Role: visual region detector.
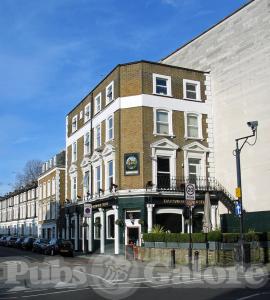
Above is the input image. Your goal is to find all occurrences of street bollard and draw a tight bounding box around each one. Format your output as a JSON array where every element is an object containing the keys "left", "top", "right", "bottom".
[
  {"left": 194, "top": 251, "right": 199, "bottom": 272},
  {"left": 171, "top": 248, "right": 176, "bottom": 269}
]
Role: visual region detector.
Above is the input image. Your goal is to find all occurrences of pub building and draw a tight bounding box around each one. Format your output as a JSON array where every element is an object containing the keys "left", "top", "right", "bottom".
[{"left": 61, "top": 60, "right": 235, "bottom": 254}]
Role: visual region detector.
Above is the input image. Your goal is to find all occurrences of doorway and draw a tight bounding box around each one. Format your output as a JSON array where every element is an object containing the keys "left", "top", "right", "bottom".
[{"left": 127, "top": 227, "right": 139, "bottom": 245}]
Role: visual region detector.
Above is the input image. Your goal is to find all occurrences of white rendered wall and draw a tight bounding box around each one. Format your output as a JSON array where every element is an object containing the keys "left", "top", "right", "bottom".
[{"left": 162, "top": 0, "right": 270, "bottom": 212}]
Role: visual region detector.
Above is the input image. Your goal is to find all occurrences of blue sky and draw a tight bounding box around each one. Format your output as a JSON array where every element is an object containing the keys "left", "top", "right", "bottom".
[{"left": 0, "top": 0, "right": 248, "bottom": 195}]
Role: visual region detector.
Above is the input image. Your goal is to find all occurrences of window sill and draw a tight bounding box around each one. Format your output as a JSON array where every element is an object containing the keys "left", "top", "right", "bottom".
[
  {"left": 105, "top": 99, "right": 114, "bottom": 106},
  {"left": 152, "top": 93, "right": 172, "bottom": 98},
  {"left": 183, "top": 97, "right": 202, "bottom": 102},
  {"left": 184, "top": 137, "right": 204, "bottom": 141},
  {"left": 153, "top": 132, "right": 175, "bottom": 138}
]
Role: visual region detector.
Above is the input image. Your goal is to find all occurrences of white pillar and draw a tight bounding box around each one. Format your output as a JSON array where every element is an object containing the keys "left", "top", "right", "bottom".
[
  {"left": 211, "top": 206, "right": 217, "bottom": 229},
  {"left": 74, "top": 213, "right": 78, "bottom": 251},
  {"left": 113, "top": 205, "right": 119, "bottom": 255},
  {"left": 65, "top": 214, "right": 69, "bottom": 240},
  {"left": 182, "top": 213, "right": 185, "bottom": 233},
  {"left": 99, "top": 208, "right": 105, "bottom": 254},
  {"left": 147, "top": 204, "right": 155, "bottom": 233},
  {"left": 82, "top": 217, "right": 85, "bottom": 252},
  {"left": 88, "top": 217, "right": 92, "bottom": 252}
]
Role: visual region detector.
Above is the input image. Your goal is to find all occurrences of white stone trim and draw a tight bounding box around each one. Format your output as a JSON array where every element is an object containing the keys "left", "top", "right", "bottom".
[{"left": 66, "top": 94, "right": 211, "bottom": 147}]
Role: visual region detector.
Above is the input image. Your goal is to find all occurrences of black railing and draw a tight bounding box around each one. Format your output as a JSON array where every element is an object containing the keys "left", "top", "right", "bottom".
[{"left": 155, "top": 175, "right": 237, "bottom": 213}]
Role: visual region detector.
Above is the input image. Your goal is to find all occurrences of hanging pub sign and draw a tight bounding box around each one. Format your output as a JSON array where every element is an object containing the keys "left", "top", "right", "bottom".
[
  {"left": 84, "top": 203, "right": 92, "bottom": 218},
  {"left": 124, "top": 153, "right": 140, "bottom": 175}
]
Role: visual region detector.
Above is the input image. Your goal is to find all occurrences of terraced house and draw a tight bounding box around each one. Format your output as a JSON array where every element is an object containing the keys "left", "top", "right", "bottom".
[
  {"left": 38, "top": 151, "right": 65, "bottom": 240},
  {"left": 63, "top": 60, "right": 236, "bottom": 254},
  {"left": 0, "top": 182, "right": 38, "bottom": 237}
]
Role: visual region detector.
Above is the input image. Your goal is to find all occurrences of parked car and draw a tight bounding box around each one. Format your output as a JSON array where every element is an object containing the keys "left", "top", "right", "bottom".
[
  {"left": 14, "top": 237, "right": 25, "bottom": 249},
  {"left": 0, "top": 236, "right": 7, "bottom": 246},
  {"left": 21, "top": 237, "right": 35, "bottom": 250},
  {"left": 45, "top": 239, "right": 74, "bottom": 256},
  {"left": 32, "top": 239, "right": 49, "bottom": 254},
  {"left": 7, "top": 236, "right": 18, "bottom": 247}
]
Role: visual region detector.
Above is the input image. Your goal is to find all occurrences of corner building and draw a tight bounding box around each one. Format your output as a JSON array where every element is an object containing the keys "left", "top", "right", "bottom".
[{"left": 63, "top": 60, "right": 235, "bottom": 254}]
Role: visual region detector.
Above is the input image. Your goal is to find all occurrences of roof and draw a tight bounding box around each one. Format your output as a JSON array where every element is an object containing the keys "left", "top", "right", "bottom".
[
  {"left": 0, "top": 181, "right": 38, "bottom": 200},
  {"left": 161, "top": 0, "right": 256, "bottom": 61},
  {"left": 66, "top": 60, "right": 208, "bottom": 116}
]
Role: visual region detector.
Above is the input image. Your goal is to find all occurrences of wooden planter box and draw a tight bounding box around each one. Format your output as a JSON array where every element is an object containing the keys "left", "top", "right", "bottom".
[
  {"left": 178, "top": 243, "right": 190, "bottom": 249},
  {"left": 193, "top": 243, "right": 207, "bottom": 250},
  {"left": 155, "top": 242, "right": 167, "bottom": 248},
  {"left": 166, "top": 242, "right": 179, "bottom": 249},
  {"left": 208, "top": 241, "right": 220, "bottom": 250},
  {"left": 144, "top": 242, "right": 155, "bottom": 248},
  {"left": 220, "top": 243, "right": 235, "bottom": 250}
]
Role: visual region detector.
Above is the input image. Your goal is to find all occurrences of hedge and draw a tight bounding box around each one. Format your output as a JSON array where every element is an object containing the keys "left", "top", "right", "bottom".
[{"left": 143, "top": 231, "right": 270, "bottom": 243}]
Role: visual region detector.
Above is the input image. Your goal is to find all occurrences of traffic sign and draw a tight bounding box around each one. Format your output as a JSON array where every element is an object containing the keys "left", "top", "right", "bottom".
[
  {"left": 84, "top": 203, "right": 92, "bottom": 218},
  {"left": 235, "top": 201, "right": 241, "bottom": 216},
  {"left": 185, "top": 183, "right": 196, "bottom": 201},
  {"left": 235, "top": 187, "right": 241, "bottom": 198}
]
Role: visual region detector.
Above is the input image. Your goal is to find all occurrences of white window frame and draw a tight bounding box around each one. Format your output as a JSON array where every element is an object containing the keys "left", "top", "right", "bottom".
[
  {"left": 72, "top": 115, "right": 78, "bottom": 133},
  {"left": 94, "top": 93, "right": 102, "bottom": 114},
  {"left": 51, "top": 178, "right": 56, "bottom": 195},
  {"left": 184, "top": 112, "right": 203, "bottom": 140},
  {"left": 152, "top": 73, "right": 172, "bottom": 97},
  {"left": 106, "top": 81, "right": 114, "bottom": 104},
  {"left": 84, "top": 132, "right": 91, "bottom": 155},
  {"left": 72, "top": 141, "right": 77, "bottom": 162},
  {"left": 184, "top": 152, "right": 207, "bottom": 179},
  {"left": 83, "top": 170, "right": 90, "bottom": 197},
  {"left": 183, "top": 79, "right": 201, "bottom": 101},
  {"left": 153, "top": 108, "right": 173, "bottom": 137},
  {"left": 43, "top": 183, "right": 46, "bottom": 199},
  {"left": 94, "top": 124, "right": 101, "bottom": 149},
  {"left": 79, "top": 111, "right": 83, "bottom": 120},
  {"left": 95, "top": 164, "right": 102, "bottom": 195},
  {"left": 106, "top": 115, "right": 114, "bottom": 141},
  {"left": 71, "top": 175, "right": 77, "bottom": 202},
  {"left": 106, "top": 210, "right": 115, "bottom": 240},
  {"left": 84, "top": 103, "right": 91, "bottom": 123},
  {"left": 47, "top": 180, "right": 51, "bottom": 197}
]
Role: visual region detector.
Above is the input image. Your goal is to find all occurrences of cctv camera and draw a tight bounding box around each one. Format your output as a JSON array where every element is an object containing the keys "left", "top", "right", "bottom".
[{"left": 247, "top": 121, "right": 258, "bottom": 131}]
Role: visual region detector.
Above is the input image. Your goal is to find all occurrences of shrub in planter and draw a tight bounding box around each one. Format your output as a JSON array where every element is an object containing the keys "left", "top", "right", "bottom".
[
  {"left": 244, "top": 232, "right": 260, "bottom": 242},
  {"left": 192, "top": 233, "right": 205, "bottom": 243},
  {"left": 143, "top": 233, "right": 154, "bottom": 242},
  {"left": 208, "top": 230, "right": 222, "bottom": 242},
  {"left": 153, "top": 233, "right": 166, "bottom": 242},
  {"left": 176, "top": 233, "right": 190, "bottom": 243},
  {"left": 222, "top": 233, "right": 239, "bottom": 243}
]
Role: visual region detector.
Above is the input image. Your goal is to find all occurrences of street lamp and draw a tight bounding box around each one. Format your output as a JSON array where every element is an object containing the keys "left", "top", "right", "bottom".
[{"left": 234, "top": 121, "right": 258, "bottom": 267}]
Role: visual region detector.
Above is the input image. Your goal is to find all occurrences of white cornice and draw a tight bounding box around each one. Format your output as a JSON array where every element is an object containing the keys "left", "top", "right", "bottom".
[{"left": 66, "top": 94, "right": 211, "bottom": 147}]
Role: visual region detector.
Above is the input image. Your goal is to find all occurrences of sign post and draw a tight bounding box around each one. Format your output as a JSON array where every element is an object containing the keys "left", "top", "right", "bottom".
[
  {"left": 185, "top": 183, "right": 196, "bottom": 271},
  {"left": 84, "top": 203, "right": 92, "bottom": 218}
]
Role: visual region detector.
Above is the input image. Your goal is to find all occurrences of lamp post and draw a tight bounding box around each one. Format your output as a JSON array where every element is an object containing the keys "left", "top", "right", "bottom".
[{"left": 234, "top": 121, "right": 258, "bottom": 267}]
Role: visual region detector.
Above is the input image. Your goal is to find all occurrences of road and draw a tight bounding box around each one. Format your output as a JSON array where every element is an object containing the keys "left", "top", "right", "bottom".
[{"left": 0, "top": 246, "right": 270, "bottom": 300}]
